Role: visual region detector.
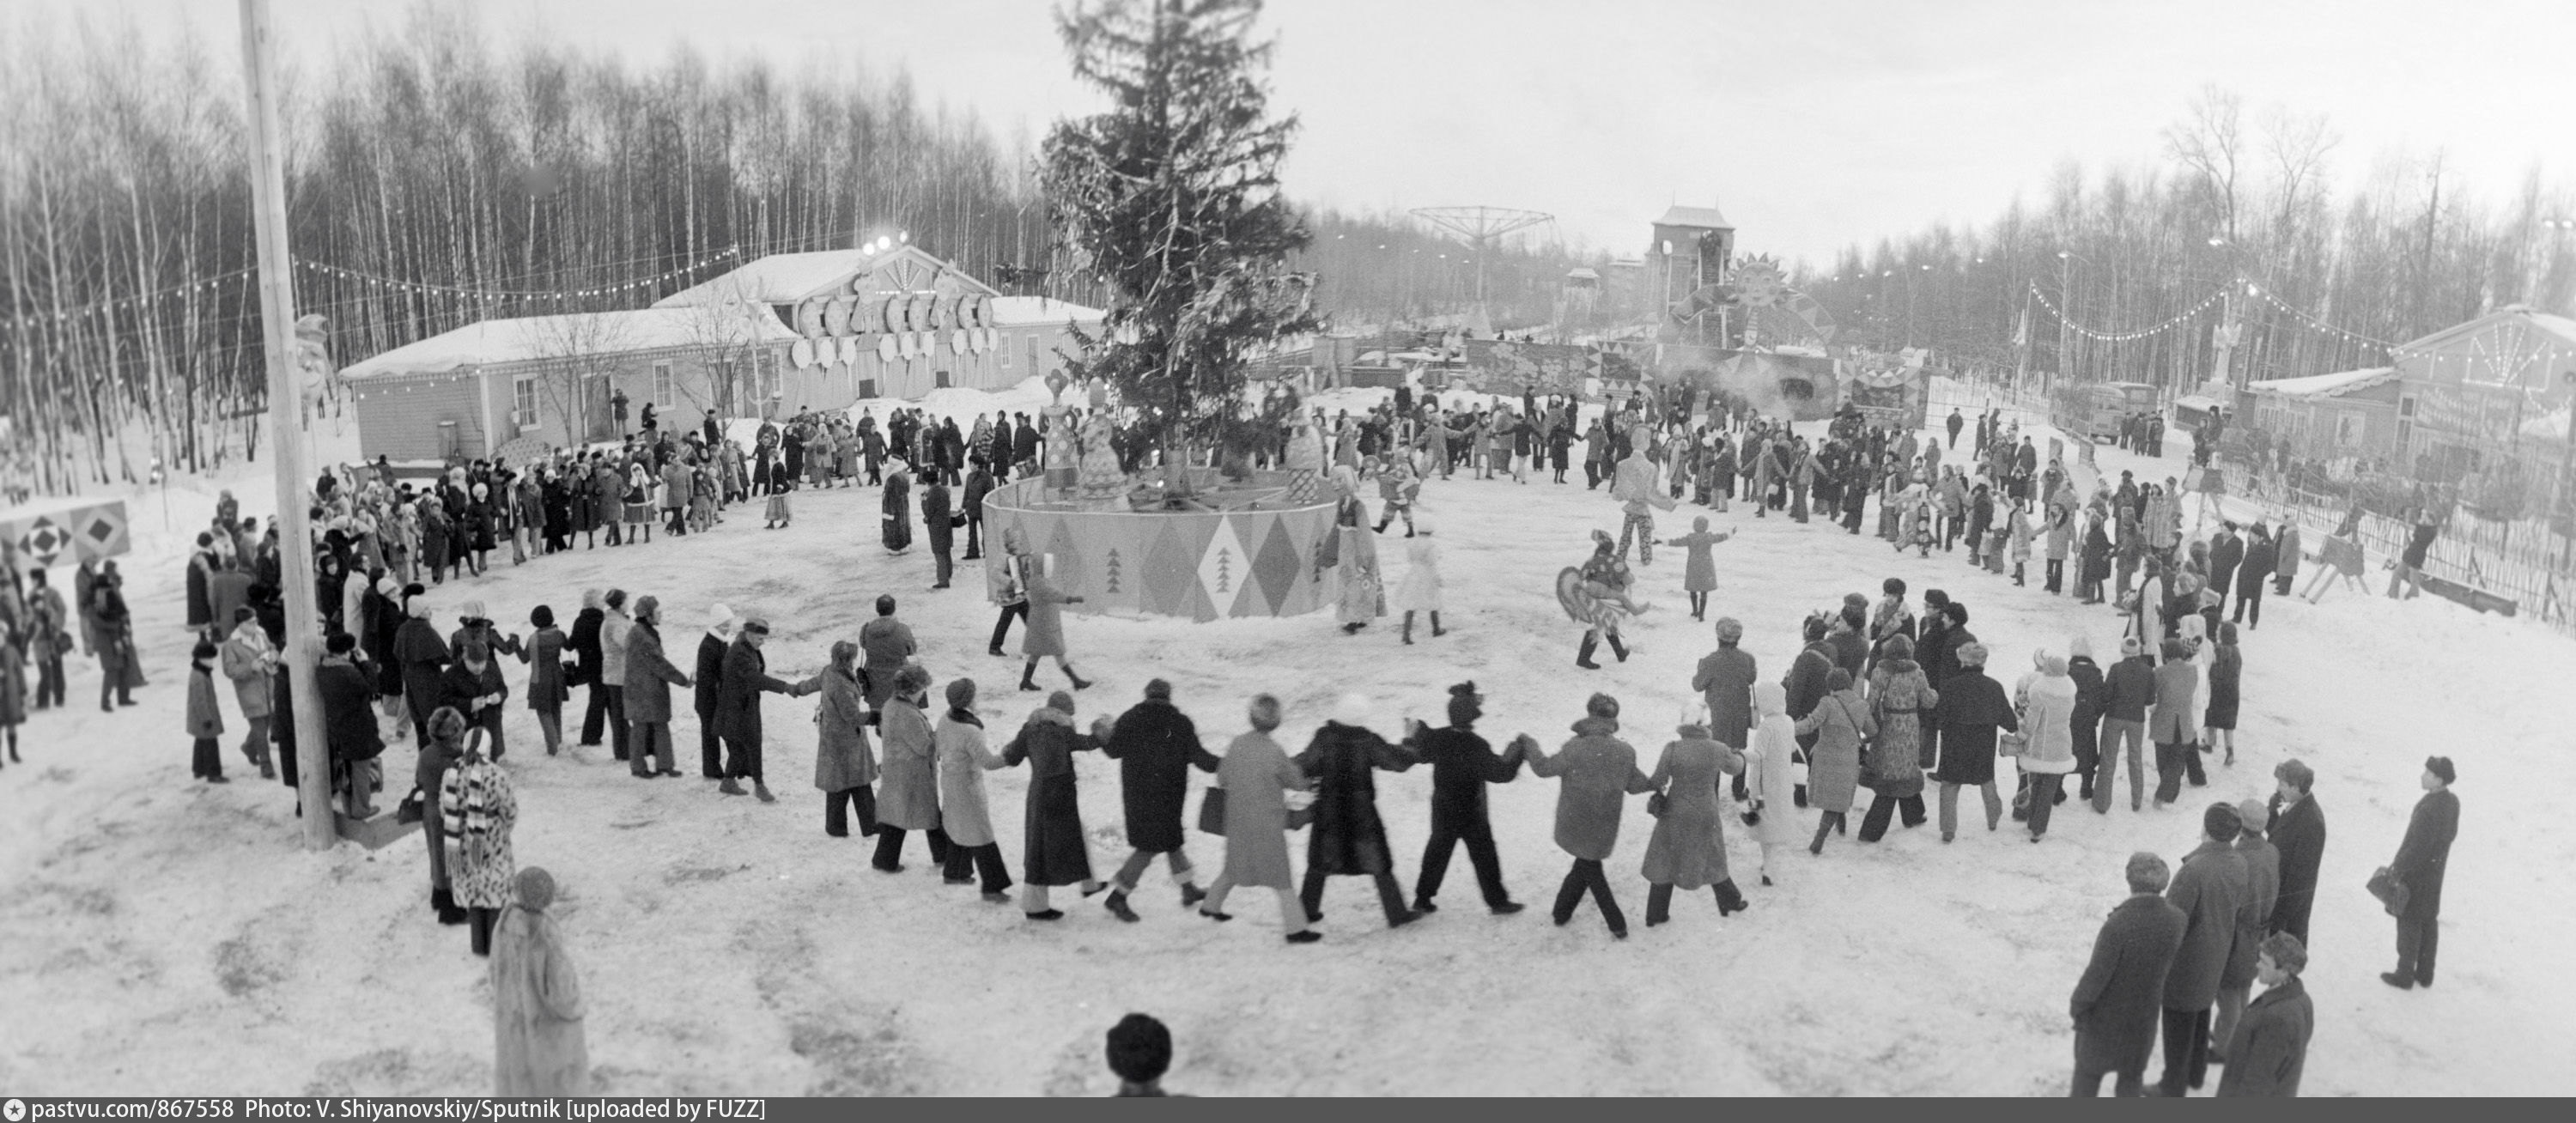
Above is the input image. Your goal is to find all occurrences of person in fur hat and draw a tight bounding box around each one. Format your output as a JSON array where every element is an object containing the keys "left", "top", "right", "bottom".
[
  {"left": 1295, "top": 693, "right": 1425, "bottom": 930},
  {"left": 999, "top": 689, "right": 1114, "bottom": 919},
  {"left": 1522, "top": 692, "right": 1655, "bottom": 937},
  {"left": 1403, "top": 683, "right": 1534, "bottom": 916},
  {"left": 1640, "top": 713, "right": 1751, "bottom": 926}
]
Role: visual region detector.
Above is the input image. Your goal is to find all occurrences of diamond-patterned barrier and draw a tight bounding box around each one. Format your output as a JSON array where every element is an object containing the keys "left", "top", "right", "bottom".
[{"left": 981, "top": 475, "right": 1334, "bottom": 621}]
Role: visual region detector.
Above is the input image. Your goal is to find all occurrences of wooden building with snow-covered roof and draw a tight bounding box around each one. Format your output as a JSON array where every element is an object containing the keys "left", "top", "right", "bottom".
[{"left": 340, "top": 246, "right": 1107, "bottom": 466}]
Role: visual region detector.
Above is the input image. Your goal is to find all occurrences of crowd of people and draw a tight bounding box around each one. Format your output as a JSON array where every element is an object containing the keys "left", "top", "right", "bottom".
[{"left": 0, "top": 375, "right": 2472, "bottom": 1098}]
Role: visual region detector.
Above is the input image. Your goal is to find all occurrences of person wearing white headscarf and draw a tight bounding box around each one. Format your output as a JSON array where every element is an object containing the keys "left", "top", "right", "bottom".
[
  {"left": 1325, "top": 467, "right": 1382, "bottom": 634},
  {"left": 1744, "top": 682, "right": 1802, "bottom": 885},
  {"left": 490, "top": 867, "right": 588, "bottom": 1096},
  {"left": 1391, "top": 515, "right": 1445, "bottom": 645}
]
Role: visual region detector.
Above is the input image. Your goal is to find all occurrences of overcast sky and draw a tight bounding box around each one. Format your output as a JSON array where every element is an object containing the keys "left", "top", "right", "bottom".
[{"left": 76, "top": 0, "right": 2576, "bottom": 264}]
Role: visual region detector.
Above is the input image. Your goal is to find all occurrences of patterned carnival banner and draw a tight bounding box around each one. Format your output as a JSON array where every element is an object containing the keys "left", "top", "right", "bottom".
[
  {"left": 0, "top": 496, "right": 131, "bottom": 568},
  {"left": 981, "top": 476, "right": 1339, "bottom": 622}
]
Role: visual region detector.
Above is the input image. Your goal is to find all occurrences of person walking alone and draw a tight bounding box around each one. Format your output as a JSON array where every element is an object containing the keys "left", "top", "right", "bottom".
[{"left": 2381, "top": 756, "right": 2459, "bottom": 991}]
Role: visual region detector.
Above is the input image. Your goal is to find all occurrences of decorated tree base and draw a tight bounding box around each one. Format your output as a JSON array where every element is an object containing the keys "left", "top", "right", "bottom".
[{"left": 981, "top": 470, "right": 1336, "bottom": 621}]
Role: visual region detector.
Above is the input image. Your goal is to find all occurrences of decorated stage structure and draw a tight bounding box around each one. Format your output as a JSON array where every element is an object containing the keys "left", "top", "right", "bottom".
[
  {"left": 981, "top": 470, "right": 1341, "bottom": 622},
  {"left": 1, "top": 495, "right": 132, "bottom": 570}
]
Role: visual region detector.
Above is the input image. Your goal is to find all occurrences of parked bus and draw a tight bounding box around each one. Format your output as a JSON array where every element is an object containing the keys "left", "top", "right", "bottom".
[{"left": 2075, "top": 382, "right": 2159, "bottom": 441}]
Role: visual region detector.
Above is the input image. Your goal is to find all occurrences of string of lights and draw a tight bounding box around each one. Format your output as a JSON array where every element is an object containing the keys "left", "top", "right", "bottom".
[
  {"left": 2026, "top": 282, "right": 2227, "bottom": 343},
  {"left": 2245, "top": 286, "right": 2395, "bottom": 350},
  {"left": 5, "top": 246, "right": 745, "bottom": 329}
]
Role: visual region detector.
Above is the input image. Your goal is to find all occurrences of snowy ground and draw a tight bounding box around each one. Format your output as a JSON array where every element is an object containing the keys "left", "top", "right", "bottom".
[{"left": 3, "top": 380, "right": 2571, "bottom": 1096}]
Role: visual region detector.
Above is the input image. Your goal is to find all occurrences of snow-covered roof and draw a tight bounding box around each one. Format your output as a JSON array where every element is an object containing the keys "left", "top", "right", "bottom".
[
  {"left": 1565, "top": 267, "right": 1601, "bottom": 281},
  {"left": 2521, "top": 408, "right": 2570, "bottom": 445},
  {"left": 340, "top": 308, "right": 798, "bottom": 381},
  {"left": 987, "top": 296, "right": 1108, "bottom": 328},
  {"left": 654, "top": 245, "right": 999, "bottom": 309},
  {"left": 2397, "top": 305, "right": 2576, "bottom": 357},
  {"left": 653, "top": 250, "right": 872, "bottom": 307},
  {"left": 2245, "top": 367, "right": 2400, "bottom": 399},
  {"left": 1654, "top": 204, "right": 1732, "bottom": 230}
]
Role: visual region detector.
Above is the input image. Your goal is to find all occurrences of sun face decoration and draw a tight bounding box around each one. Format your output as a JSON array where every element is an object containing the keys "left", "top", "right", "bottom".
[{"left": 1731, "top": 255, "right": 1789, "bottom": 309}]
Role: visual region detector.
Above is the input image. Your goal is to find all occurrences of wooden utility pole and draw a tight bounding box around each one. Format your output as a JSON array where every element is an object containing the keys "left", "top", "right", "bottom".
[{"left": 239, "top": 0, "right": 335, "bottom": 849}]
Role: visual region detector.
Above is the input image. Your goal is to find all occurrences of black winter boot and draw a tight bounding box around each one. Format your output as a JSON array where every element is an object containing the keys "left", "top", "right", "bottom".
[
  {"left": 1606, "top": 633, "right": 1629, "bottom": 663},
  {"left": 1430, "top": 611, "right": 1446, "bottom": 638},
  {"left": 1714, "top": 879, "right": 1750, "bottom": 916},
  {"left": 1576, "top": 634, "right": 1601, "bottom": 670}
]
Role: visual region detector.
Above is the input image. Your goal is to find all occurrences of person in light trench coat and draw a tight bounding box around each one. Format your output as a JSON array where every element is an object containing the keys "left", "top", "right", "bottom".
[
  {"left": 490, "top": 867, "right": 589, "bottom": 1096},
  {"left": 807, "top": 641, "right": 879, "bottom": 839},
  {"left": 935, "top": 677, "right": 1016, "bottom": 900},
  {"left": 2014, "top": 649, "right": 2081, "bottom": 841},
  {"left": 872, "top": 665, "right": 950, "bottom": 873},
  {"left": 1197, "top": 694, "right": 1321, "bottom": 943},
  {"left": 1793, "top": 667, "right": 1873, "bottom": 853}
]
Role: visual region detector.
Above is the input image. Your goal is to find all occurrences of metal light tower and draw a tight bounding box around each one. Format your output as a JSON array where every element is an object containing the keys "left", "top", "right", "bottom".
[{"left": 1410, "top": 206, "right": 1553, "bottom": 331}]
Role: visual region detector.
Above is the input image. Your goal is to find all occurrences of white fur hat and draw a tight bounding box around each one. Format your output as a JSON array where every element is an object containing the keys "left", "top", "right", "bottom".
[
  {"left": 1331, "top": 693, "right": 1372, "bottom": 727},
  {"left": 708, "top": 602, "right": 735, "bottom": 630}
]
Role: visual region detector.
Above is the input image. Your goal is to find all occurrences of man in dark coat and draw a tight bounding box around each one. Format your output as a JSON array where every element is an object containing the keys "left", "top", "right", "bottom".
[
  {"left": 1692, "top": 617, "right": 1759, "bottom": 802},
  {"left": 1295, "top": 697, "right": 1425, "bottom": 930},
  {"left": 316, "top": 632, "right": 386, "bottom": 819},
  {"left": 2213, "top": 798, "right": 2281, "bottom": 1063},
  {"left": 2096, "top": 637, "right": 2157, "bottom": 813},
  {"left": 621, "top": 596, "right": 694, "bottom": 779},
  {"left": 389, "top": 589, "right": 450, "bottom": 745},
  {"left": 2160, "top": 803, "right": 2250, "bottom": 1096},
  {"left": 1406, "top": 683, "right": 1531, "bottom": 915},
  {"left": 2233, "top": 527, "right": 2277, "bottom": 629},
  {"left": 2215, "top": 932, "right": 2314, "bottom": 1097},
  {"left": 570, "top": 592, "right": 608, "bottom": 745},
  {"left": 694, "top": 606, "right": 732, "bottom": 779},
  {"left": 1946, "top": 407, "right": 1964, "bottom": 450},
  {"left": 1098, "top": 679, "right": 1221, "bottom": 921},
  {"left": 858, "top": 595, "right": 915, "bottom": 707},
  {"left": 1012, "top": 416, "right": 1041, "bottom": 477},
  {"left": 2071, "top": 852, "right": 2189, "bottom": 1096},
  {"left": 2208, "top": 523, "right": 2245, "bottom": 619},
  {"left": 922, "top": 480, "right": 961, "bottom": 589},
  {"left": 961, "top": 464, "right": 993, "bottom": 560},
  {"left": 1929, "top": 640, "right": 2016, "bottom": 841},
  {"left": 2383, "top": 756, "right": 2460, "bottom": 990},
  {"left": 881, "top": 469, "right": 914, "bottom": 554},
  {"left": 2265, "top": 758, "right": 2325, "bottom": 945},
  {"left": 715, "top": 617, "right": 803, "bottom": 801}
]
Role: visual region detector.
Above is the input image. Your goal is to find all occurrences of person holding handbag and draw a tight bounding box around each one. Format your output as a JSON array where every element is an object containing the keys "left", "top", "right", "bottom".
[
  {"left": 1793, "top": 668, "right": 1872, "bottom": 853},
  {"left": 2381, "top": 757, "right": 2459, "bottom": 990},
  {"left": 2014, "top": 650, "right": 2080, "bottom": 842},
  {"left": 1199, "top": 695, "right": 1320, "bottom": 943},
  {"left": 1639, "top": 714, "right": 1749, "bottom": 925}
]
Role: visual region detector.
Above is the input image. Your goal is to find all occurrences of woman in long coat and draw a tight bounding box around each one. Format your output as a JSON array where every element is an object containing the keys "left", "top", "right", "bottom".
[
  {"left": 872, "top": 665, "right": 948, "bottom": 872},
  {"left": 881, "top": 468, "right": 914, "bottom": 553},
  {"left": 490, "top": 867, "right": 588, "bottom": 1096},
  {"left": 441, "top": 723, "right": 519, "bottom": 956},
  {"left": 1640, "top": 719, "right": 1747, "bottom": 925},
  {"left": 1660, "top": 516, "right": 1729, "bottom": 620},
  {"left": 810, "top": 641, "right": 878, "bottom": 839},
  {"left": 1295, "top": 698, "right": 1421, "bottom": 928},
  {"left": 1018, "top": 568, "right": 1090, "bottom": 691},
  {"left": 1199, "top": 695, "right": 1316, "bottom": 941},
  {"left": 418, "top": 707, "right": 470, "bottom": 925},
  {"left": 999, "top": 691, "right": 1109, "bottom": 918},
  {"left": 1327, "top": 469, "right": 1382, "bottom": 633},
  {"left": 1860, "top": 634, "right": 1936, "bottom": 841},
  {"left": 1794, "top": 667, "right": 1873, "bottom": 853},
  {"left": 935, "top": 677, "right": 1015, "bottom": 900}
]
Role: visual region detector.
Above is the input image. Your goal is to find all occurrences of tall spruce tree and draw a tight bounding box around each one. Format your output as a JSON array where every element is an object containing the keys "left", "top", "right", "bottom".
[{"left": 1041, "top": 0, "right": 1318, "bottom": 490}]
